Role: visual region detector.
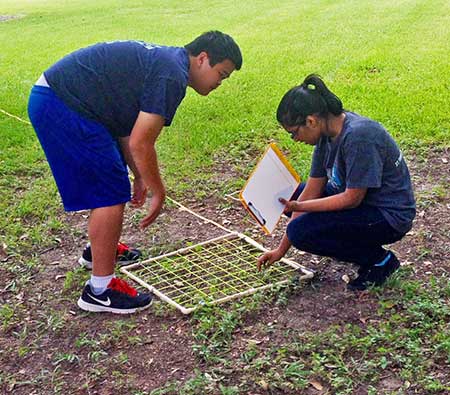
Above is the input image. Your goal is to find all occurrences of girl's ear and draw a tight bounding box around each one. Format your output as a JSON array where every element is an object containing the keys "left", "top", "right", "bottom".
[{"left": 305, "top": 115, "right": 317, "bottom": 128}]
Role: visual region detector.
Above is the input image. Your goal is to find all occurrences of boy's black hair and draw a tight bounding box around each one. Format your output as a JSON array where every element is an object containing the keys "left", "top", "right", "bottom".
[
  {"left": 185, "top": 31, "right": 242, "bottom": 70},
  {"left": 277, "top": 74, "right": 343, "bottom": 126}
]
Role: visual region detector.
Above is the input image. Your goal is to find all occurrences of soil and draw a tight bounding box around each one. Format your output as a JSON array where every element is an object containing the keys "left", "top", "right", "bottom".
[{"left": 1, "top": 148, "right": 449, "bottom": 394}]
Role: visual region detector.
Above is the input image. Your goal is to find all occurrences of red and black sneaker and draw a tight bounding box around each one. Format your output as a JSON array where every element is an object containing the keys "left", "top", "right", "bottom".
[
  {"left": 77, "top": 277, "right": 152, "bottom": 314},
  {"left": 78, "top": 242, "right": 142, "bottom": 270}
]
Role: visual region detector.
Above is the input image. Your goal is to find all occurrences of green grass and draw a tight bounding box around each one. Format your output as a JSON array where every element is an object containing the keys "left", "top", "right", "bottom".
[
  {"left": 1, "top": 0, "right": 449, "bottom": 182},
  {"left": 1, "top": 1, "right": 449, "bottom": 394},
  {"left": 159, "top": 277, "right": 450, "bottom": 394}
]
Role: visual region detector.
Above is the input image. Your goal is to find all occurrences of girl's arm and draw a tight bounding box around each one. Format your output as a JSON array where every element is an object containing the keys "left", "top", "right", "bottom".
[
  {"left": 257, "top": 176, "right": 327, "bottom": 270},
  {"left": 281, "top": 187, "right": 367, "bottom": 213}
]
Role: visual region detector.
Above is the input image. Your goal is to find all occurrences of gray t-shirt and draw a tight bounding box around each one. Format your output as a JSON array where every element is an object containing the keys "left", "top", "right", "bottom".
[{"left": 310, "top": 111, "right": 416, "bottom": 233}]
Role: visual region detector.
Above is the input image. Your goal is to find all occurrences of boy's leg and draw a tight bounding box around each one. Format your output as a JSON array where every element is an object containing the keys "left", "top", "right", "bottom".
[
  {"left": 28, "top": 84, "right": 152, "bottom": 312},
  {"left": 88, "top": 204, "right": 125, "bottom": 276}
]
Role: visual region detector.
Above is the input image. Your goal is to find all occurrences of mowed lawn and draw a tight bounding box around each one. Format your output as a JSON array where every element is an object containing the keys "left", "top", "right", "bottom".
[{"left": 0, "top": 1, "right": 449, "bottom": 394}]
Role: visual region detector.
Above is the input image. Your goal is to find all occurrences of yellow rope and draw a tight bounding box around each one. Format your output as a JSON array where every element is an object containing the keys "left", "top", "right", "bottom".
[
  {"left": 1, "top": 107, "right": 235, "bottom": 233},
  {"left": 166, "top": 196, "right": 233, "bottom": 234},
  {"left": 0, "top": 108, "right": 31, "bottom": 125}
]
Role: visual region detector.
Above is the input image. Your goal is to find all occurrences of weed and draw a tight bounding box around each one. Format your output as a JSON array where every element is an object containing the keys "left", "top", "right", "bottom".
[
  {"left": 53, "top": 353, "right": 80, "bottom": 366},
  {"left": 36, "top": 309, "right": 66, "bottom": 334},
  {"left": 114, "top": 351, "right": 129, "bottom": 365},
  {"left": 63, "top": 267, "right": 87, "bottom": 294},
  {"left": 219, "top": 384, "right": 239, "bottom": 395},
  {"left": 240, "top": 343, "right": 259, "bottom": 364},
  {"left": 0, "top": 305, "right": 15, "bottom": 330},
  {"left": 75, "top": 332, "right": 100, "bottom": 348}
]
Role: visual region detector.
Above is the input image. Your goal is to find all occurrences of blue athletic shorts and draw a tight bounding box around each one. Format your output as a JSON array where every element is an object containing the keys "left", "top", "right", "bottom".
[{"left": 28, "top": 85, "right": 131, "bottom": 211}]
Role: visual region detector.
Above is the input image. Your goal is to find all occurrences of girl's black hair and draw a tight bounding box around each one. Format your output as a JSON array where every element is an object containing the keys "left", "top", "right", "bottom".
[
  {"left": 185, "top": 30, "right": 242, "bottom": 70},
  {"left": 276, "top": 74, "right": 343, "bottom": 126}
]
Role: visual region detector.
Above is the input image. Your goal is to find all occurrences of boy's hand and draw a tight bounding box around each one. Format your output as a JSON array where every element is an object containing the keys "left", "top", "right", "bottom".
[
  {"left": 131, "top": 177, "right": 148, "bottom": 207},
  {"left": 257, "top": 248, "right": 285, "bottom": 271},
  {"left": 140, "top": 192, "right": 165, "bottom": 229},
  {"left": 279, "top": 197, "right": 300, "bottom": 214}
]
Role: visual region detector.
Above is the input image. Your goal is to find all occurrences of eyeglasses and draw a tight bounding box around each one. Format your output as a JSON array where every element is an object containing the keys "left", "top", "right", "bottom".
[{"left": 287, "top": 125, "right": 301, "bottom": 140}]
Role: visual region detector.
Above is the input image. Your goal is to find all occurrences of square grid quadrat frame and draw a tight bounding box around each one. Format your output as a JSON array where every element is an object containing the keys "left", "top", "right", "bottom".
[{"left": 121, "top": 232, "right": 314, "bottom": 314}]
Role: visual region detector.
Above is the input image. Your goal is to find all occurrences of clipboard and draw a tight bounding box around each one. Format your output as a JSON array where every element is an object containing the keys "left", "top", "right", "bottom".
[{"left": 239, "top": 143, "right": 301, "bottom": 234}]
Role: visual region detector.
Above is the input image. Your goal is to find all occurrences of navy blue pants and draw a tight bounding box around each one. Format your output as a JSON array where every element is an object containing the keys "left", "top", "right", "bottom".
[{"left": 286, "top": 183, "right": 405, "bottom": 267}]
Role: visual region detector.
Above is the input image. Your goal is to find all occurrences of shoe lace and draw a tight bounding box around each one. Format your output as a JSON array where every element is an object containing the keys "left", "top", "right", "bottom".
[
  {"left": 117, "top": 242, "right": 130, "bottom": 256},
  {"left": 108, "top": 277, "right": 137, "bottom": 297}
]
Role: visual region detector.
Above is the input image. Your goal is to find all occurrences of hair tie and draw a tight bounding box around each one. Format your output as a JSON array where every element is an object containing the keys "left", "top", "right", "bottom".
[{"left": 307, "top": 83, "right": 316, "bottom": 90}]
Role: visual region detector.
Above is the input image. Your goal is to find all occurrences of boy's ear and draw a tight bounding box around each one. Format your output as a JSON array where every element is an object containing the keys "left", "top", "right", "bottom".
[{"left": 196, "top": 51, "right": 209, "bottom": 66}]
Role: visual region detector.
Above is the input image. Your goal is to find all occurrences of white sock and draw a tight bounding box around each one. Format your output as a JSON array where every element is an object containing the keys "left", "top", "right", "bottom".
[{"left": 89, "top": 274, "right": 115, "bottom": 295}]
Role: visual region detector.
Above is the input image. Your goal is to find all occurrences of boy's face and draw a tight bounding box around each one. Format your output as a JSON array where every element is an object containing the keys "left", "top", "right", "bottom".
[{"left": 189, "top": 52, "right": 235, "bottom": 96}]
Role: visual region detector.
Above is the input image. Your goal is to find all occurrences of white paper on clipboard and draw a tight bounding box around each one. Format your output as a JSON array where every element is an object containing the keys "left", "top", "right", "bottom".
[{"left": 240, "top": 143, "right": 300, "bottom": 234}]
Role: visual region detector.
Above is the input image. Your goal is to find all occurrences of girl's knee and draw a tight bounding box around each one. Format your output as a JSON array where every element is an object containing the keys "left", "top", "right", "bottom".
[{"left": 286, "top": 220, "right": 308, "bottom": 249}]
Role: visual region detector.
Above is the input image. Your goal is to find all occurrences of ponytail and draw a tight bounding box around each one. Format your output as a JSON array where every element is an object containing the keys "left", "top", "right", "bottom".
[{"left": 277, "top": 74, "right": 343, "bottom": 126}]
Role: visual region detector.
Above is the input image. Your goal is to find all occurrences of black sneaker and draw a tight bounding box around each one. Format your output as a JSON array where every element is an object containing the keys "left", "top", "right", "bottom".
[
  {"left": 347, "top": 252, "right": 400, "bottom": 291},
  {"left": 77, "top": 277, "right": 152, "bottom": 314},
  {"left": 78, "top": 242, "right": 142, "bottom": 269},
  {"left": 366, "top": 251, "right": 400, "bottom": 286}
]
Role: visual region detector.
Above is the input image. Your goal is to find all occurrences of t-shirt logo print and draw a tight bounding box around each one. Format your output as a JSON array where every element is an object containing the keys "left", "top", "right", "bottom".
[
  {"left": 329, "top": 165, "right": 343, "bottom": 190},
  {"left": 394, "top": 151, "right": 403, "bottom": 168},
  {"left": 135, "top": 41, "right": 161, "bottom": 51}
]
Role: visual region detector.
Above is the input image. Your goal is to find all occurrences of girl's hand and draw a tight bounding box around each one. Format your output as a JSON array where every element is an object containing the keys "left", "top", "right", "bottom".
[
  {"left": 257, "top": 248, "right": 285, "bottom": 271},
  {"left": 279, "top": 197, "right": 300, "bottom": 213}
]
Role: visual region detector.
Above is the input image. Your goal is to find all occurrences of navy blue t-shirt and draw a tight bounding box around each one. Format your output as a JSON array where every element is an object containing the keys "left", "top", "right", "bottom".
[
  {"left": 45, "top": 41, "right": 190, "bottom": 137},
  {"left": 310, "top": 112, "right": 416, "bottom": 233}
]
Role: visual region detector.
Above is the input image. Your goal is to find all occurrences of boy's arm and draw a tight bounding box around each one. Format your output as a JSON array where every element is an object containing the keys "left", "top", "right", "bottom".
[
  {"left": 117, "top": 136, "right": 147, "bottom": 207},
  {"left": 129, "top": 111, "right": 166, "bottom": 229}
]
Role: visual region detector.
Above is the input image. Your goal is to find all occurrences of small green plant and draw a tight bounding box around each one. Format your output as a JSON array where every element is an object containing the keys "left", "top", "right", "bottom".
[
  {"left": 114, "top": 351, "right": 129, "bottom": 365},
  {"left": 240, "top": 342, "right": 259, "bottom": 363},
  {"left": 63, "top": 267, "right": 87, "bottom": 293},
  {"left": 36, "top": 309, "right": 66, "bottom": 334},
  {"left": 88, "top": 350, "right": 108, "bottom": 362},
  {"left": 53, "top": 353, "right": 80, "bottom": 366},
  {"left": 219, "top": 384, "right": 239, "bottom": 395},
  {"left": 75, "top": 333, "right": 100, "bottom": 348},
  {"left": 0, "top": 305, "right": 15, "bottom": 330}
]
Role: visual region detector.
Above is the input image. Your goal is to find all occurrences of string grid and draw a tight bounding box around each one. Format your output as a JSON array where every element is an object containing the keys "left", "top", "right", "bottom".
[{"left": 121, "top": 233, "right": 313, "bottom": 314}]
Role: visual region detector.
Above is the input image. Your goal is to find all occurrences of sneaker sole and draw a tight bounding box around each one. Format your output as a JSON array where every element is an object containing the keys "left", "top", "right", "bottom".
[
  {"left": 346, "top": 282, "right": 369, "bottom": 291},
  {"left": 77, "top": 297, "right": 153, "bottom": 314}
]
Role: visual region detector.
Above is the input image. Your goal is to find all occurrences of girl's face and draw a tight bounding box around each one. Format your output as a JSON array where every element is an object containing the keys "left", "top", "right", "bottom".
[{"left": 285, "top": 117, "right": 322, "bottom": 145}]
